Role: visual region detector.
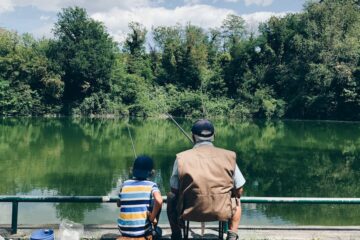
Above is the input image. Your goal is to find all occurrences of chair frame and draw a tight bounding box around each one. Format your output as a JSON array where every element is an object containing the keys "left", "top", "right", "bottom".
[{"left": 183, "top": 221, "right": 226, "bottom": 240}]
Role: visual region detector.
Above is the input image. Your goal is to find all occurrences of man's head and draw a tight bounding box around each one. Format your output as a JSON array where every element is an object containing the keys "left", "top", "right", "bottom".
[
  {"left": 132, "top": 155, "right": 154, "bottom": 180},
  {"left": 191, "top": 119, "right": 215, "bottom": 143}
]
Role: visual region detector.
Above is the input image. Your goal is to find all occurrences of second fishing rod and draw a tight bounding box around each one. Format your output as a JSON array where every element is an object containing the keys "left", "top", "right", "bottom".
[
  {"left": 126, "top": 87, "right": 214, "bottom": 159},
  {"left": 126, "top": 114, "right": 193, "bottom": 160}
]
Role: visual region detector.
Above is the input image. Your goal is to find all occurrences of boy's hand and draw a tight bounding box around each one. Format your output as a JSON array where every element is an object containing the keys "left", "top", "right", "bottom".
[
  {"left": 147, "top": 212, "right": 157, "bottom": 225},
  {"left": 117, "top": 199, "right": 121, "bottom": 207}
]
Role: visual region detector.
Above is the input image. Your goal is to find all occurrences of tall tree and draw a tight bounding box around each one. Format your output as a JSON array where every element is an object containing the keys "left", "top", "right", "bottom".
[
  {"left": 50, "top": 7, "right": 116, "bottom": 110},
  {"left": 178, "top": 24, "right": 208, "bottom": 90},
  {"left": 221, "top": 14, "right": 247, "bottom": 51},
  {"left": 153, "top": 25, "right": 182, "bottom": 85},
  {"left": 123, "top": 22, "right": 153, "bottom": 81}
]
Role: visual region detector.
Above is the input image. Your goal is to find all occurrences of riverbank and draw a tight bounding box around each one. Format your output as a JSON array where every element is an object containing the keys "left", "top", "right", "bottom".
[{"left": 1, "top": 225, "right": 360, "bottom": 240}]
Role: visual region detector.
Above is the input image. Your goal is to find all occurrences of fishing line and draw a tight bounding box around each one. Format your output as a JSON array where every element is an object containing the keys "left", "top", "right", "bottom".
[
  {"left": 147, "top": 92, "right": 193, "bottom": 144},
  {"left": 200, "top": 77, "right": 208, "bottom": 118},
  {"left": 126, "top": 124, "right": 137, "bottom": 158}
]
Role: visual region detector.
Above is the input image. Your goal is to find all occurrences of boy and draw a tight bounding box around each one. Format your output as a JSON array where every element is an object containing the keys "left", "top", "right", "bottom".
[{"left": 117, "top": 155, "right": 163, "bottom": 240}]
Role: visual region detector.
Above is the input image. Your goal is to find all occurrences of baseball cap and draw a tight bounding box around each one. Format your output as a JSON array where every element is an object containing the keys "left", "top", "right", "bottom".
[
  {"left": 191, "top": 119, "right": 215, "bottom": 137},
  {"left": 132, "top": 155, "right": 154, "bottom": 179}
]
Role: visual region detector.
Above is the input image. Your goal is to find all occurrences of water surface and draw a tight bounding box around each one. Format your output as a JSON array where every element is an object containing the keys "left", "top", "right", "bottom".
[{"left": 0, "top": 118, "right": 360, "bottom": 226}]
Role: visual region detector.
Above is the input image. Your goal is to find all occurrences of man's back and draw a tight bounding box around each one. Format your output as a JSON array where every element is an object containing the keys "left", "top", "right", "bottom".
[
  {"left": 167, "top": 119, "right": 245, "bottom": 240},
  {"left": 176, "top": 145, "right": 237, "bottom": 221}
]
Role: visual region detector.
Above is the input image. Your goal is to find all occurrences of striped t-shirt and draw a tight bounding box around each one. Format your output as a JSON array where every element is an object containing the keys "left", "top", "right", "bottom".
[{"left": 118, "top": 179, "right": 160, "bottom": 237}]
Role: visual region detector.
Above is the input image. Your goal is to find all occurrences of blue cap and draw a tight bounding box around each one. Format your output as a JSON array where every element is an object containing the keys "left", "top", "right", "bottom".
[
  {"left": 30, "top": 229, "right": 54, "bottom": 240},
  {"left": 133, "top": 155, "right": 154, "bottom": 179},
  {"left": 191, "top": 119, "right": 214, "bottom": 137}
]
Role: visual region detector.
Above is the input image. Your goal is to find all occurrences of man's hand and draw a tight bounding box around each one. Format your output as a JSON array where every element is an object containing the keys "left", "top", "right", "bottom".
[
  {"left": 238, "top": 187, "right": 244, "bottom": 197},
  {"left": 170, "top": 188, "right": 179, "bottom": 195},
  {"left": 233, "top": 187, "right": 243, "bottom": 198}
]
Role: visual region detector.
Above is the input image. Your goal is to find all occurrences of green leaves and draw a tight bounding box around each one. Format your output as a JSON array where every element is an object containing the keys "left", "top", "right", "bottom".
[
  {"left": 0, "top": 1, "right": 359, "bottom": 119},
  {"left": 51, "top": 7, "right": 116, "bottom": 108}
]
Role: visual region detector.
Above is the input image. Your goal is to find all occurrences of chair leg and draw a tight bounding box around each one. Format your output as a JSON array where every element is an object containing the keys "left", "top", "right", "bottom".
[
  {"left": 219, "top": 221, "right": 224, "bottom": 240},
  {"left": 183, "top": 221, "right": 190, "bottom": 240}
]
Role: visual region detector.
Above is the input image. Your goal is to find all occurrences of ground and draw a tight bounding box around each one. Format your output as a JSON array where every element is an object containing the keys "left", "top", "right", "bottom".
[{"left": 1, "top": 225, "right": 360, "bottom": 240}]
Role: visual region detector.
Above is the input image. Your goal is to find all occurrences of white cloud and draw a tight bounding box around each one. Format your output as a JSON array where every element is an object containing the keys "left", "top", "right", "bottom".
[
  {"left": 32, "top": 23, "right": 54, "bottom": 38},
  {"left": 184, "top": 0, "right": 202, "bottom": 5},
  {"left": 91, "top": 5, "right": 235, "bottom": 43},
  {"left": 242, "top": 11, "right": 289, "bottom": 33},
  {"left": 40, "top": 15, "right": 50, "bottom": 21},
  {"left": 244, "top": 0, "right": 273, "bottom": 6},
  {"left": 2, "top": 0, "right": 289, "bottom": 43},
  {"left": 223, "top": 0, "right": 274, "bottom": 6},
  {"left": 1, "top": 0, "right": 159, "bottom": 13},
  {"left": 91, "top": 5, "right": 290, "bottom": 43},
  {"left": 0, "top": 0, "right": 14, "bottom": 13}
]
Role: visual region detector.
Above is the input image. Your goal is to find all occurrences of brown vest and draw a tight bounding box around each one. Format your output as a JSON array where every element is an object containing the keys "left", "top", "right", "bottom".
[{"left": 176, "top": 145, "right": 237, "bottom": 221}]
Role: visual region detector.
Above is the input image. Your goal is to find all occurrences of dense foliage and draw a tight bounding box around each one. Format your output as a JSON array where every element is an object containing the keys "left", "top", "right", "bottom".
[{"left": 0, "top": 0, "right": 359, "bottom": 120}]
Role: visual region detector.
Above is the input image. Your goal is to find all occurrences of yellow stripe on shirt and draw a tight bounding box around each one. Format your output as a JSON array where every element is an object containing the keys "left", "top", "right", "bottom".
[
  {"left": 119, "top": 212, "right": 148, "bottom": 220},
  {"left": 121, "top": 186, "right": 152, "bottom": 193}
]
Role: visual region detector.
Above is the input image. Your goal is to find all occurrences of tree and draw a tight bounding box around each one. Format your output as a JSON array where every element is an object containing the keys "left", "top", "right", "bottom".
[
  {"left": 221, "top": 14, "right": 247, "bottom": 51},
  {"left": 177, "top": 24, "right": 208, "bottom": 89},
  {"left": 124, "top": 22, "right": 147, "bottom": 56},
  {"left": 123, "top": 22, "right": 153, "bottom": 80},
  {"left": 0, "top": 30, "right": 63, "bottom": 115},
  {"left": 153, "top": 25, "right": 182, "bottom": 85},
  {"left": 50, "top": 7, "right": 116, "bottom": 111}
]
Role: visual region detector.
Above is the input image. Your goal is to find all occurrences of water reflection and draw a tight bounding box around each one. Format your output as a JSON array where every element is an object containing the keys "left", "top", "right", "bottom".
[{"left": 0, "top": 118, "right": 360, "bottom": 225}]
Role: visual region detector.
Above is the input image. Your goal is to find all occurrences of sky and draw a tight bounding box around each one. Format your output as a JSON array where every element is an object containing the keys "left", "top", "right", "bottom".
[{"left": 0, "top": 0, "right": 307, "bottom": 43}]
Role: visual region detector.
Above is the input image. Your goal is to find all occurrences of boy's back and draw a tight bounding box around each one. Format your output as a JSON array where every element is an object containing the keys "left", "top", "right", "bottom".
[{"left": 118, "top": 179, "right": 160, "bottom": 238}]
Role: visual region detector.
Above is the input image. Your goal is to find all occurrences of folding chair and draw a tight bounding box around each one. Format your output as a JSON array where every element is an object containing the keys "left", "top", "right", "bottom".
[{"left": 183, "top": 221, "right": 227, "bottom": 240}]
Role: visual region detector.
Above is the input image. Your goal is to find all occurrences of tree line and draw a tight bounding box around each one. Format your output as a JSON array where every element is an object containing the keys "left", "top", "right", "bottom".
[{"left": 0, "top": 0, "right": 359, "bottom": 120}]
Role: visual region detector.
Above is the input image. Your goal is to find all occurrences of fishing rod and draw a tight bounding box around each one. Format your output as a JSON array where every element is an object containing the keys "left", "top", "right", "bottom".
[
  {"left": 143, "top": 90, "right": 194, "bottom": 144},
  {"left": 126, "top": 124, "right": 137, "bottom": 158},
  {"left": 164, "top": 90, "right": 209, "bottom": 145},
  {"left": 145, "top": 91, "right": 194, "bottom": 144},
  {"left": 164, "top": 112, "right": 193, "bottom": 144},
  {"left": 126, "top": 112, "right": 192, "bottom": 159},
  {"left": 161, "top": 80, "right": 208, "bottom": 144}
]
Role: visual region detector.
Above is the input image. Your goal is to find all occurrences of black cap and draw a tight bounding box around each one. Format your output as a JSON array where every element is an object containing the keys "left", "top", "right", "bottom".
[
  {"left": 191, "top": 119, "right": 215, "bottom": 138},
  {"left": 133, "top": 155, "right": 154, "bottom": 179}
]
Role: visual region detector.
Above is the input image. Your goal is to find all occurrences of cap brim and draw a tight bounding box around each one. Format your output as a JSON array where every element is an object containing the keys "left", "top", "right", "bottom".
[{"left": 193, "top": 134, "right": 214, "bottom": 142}]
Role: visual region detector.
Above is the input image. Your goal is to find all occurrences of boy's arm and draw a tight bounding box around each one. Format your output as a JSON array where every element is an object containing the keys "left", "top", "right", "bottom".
[{"left": 148, "top": 191, "right": 163, "bottom": 223}]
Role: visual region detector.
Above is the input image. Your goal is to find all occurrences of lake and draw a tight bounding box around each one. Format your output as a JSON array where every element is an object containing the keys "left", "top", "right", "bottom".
[{"left": 0, "top": 118, "right": 360, "bottom": 226}]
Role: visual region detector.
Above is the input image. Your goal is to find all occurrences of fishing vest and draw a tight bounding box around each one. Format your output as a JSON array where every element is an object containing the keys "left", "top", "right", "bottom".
[{"left": 176, "top": 145, "right": 237, "bottom": 222}]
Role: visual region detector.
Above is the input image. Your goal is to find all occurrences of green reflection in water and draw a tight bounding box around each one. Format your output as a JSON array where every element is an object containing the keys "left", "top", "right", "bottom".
[{"left": 0, "top": 118, "right": 360, "bottom": 225}]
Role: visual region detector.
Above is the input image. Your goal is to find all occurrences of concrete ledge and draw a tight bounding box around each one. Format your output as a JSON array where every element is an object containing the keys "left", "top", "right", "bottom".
[{"left": 1, "top": 225, "right": 360, "bottom": 240}]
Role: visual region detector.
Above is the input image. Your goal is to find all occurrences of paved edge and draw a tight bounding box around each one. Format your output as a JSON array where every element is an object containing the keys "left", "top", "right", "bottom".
[{"left": 1, "top": 225, "right": 360, "bottom": 240}]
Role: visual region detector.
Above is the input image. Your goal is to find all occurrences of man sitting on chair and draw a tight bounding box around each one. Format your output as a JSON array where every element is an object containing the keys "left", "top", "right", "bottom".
[{"left": 167, "top": 119, "right": 246, "bottom": 240}]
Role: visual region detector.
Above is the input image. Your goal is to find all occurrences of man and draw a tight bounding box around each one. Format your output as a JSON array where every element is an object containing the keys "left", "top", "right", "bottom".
[{"left": 167, "top": 119, "right": 245, "bottom": 240}]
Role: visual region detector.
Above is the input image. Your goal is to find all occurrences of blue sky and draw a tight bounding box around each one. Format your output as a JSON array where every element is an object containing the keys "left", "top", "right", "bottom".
[{"left": 0, "top": 0, "right": 307, "bottom": 42}]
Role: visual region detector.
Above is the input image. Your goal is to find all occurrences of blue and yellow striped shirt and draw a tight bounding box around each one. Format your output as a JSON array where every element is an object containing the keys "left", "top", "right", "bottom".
[{"left": 118, "top": 179, "right": 160, "bottom": 237}]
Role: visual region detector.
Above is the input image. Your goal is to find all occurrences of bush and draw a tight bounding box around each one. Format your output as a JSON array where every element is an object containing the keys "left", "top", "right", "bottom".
[{"left": 72, "top": 92, "right": 126, "bottom": 116}]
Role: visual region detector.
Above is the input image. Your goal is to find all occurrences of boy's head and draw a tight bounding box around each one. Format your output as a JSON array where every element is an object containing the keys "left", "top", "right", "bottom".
[{"left": 132, "top": 155, "right": 154, "bottom": 180}]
